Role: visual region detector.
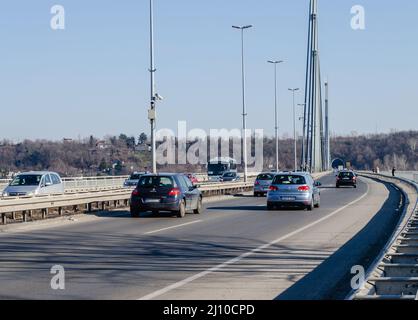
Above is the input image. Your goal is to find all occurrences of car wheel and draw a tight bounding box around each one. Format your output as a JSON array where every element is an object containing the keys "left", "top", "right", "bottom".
[
  {"left": 177, "top": 200, "right": 186, "bottom": 218},
  {"left": 267, "top": 203, "right": 274, "bottom": 211},
  {"left": 130, "top": 208, "right": 140, "bottom": 218},
  {"left": 307, "top": 199, "right": 314, "bottom": 211},
  {"left": 354, "top": 185, "right": 357, "bottom": 189},
  {"left": 254, "top": 192, "right": 259, "bottom": 197},
  {"left": 336, "top": 184, "right": 340, "bottom": 188},
  {"left": 194, "top": 198, "right": 203, "bottom": 214}
]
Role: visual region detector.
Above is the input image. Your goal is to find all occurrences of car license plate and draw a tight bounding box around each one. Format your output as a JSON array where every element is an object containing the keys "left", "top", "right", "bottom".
[
  {"left": 145, "top": 199, "right": 160, "bottom": 203},
  {"left": 281, "top": 196, "right": 296, "bottom": 201}
]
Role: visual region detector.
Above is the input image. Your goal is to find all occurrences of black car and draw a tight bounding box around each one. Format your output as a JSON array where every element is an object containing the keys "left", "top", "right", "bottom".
[
  {"left": 130, "top": 173, "right": 203, "bottom": 218},
  {"left": 336, "top": 171, "right": 357, "bottom": 188}
]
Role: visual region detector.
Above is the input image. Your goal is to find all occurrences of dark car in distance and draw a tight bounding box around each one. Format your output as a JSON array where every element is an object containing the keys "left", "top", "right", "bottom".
[
  {"left": 336, "top": 170, "right": 357, "bottom": 188},
  {"left": 130, "top": 173, "right": 203, "bottom": 218},
  {"left": 220, "top": 171, "right": 240, "bottom": 182}
]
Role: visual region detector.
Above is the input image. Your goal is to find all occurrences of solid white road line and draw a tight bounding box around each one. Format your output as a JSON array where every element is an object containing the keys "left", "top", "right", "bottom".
[
  {"left": 138, "top": 183, "right": 370, "bottom": 300},
  {"left": 144, "top": 220, "right": 203, "bottom": 235}
]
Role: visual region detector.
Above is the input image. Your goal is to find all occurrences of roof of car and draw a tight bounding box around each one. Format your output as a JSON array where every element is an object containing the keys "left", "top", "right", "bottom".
[
  {"left": 18, "top": 171, "right": 59, "bottom": 176},
  {"left": 276, "top": 171, "right": 310, "bottom": 175},
  {"left": 141, "top": 173, "right": 182, "bottom": 177}
]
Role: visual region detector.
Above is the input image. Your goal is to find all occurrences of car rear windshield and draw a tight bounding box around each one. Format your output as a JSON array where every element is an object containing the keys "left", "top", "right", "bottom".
[
  {"left": 10, "top": 175, "right": 42, "bottom": 186},
  {"left": 272, "top": 175, "right": 306, "bottom": 185},
  {"left": 138, "top": 176, "right": 175, "bottom": 188},
  {"left": 257, "top": 174, "right": 274, "bottom": 181},
  {"left": 339, "top": 172, "right": 354, "bottom": 178}
]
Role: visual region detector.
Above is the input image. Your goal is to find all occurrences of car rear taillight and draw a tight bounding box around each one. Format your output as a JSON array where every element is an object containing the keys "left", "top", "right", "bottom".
[
  {"left": 132, "top": 189, "right": 140, "bottom": 196},
  {"left": 168, "top": 188, "right": 181, "bottom": 197},
  {"left": 298, "top": 185, "right": 310, "bottom": 192},
  {"left": 269, "top": 186, "right": 278, "bottom": 191}
]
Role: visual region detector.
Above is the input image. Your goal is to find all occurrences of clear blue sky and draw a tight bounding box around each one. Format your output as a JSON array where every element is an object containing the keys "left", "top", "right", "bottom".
[{"left": 0, "top": 0, "right": 417, "bottom": 141}]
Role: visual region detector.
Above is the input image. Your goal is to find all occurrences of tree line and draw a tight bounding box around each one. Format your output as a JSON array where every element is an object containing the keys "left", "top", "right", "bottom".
[{"left": 0, "top": 131, "right": 416, "bottom": 178}]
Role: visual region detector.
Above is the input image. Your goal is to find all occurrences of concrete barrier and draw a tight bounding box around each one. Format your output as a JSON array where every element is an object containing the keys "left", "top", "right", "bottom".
[{"left": 350, "top": 172, "right": 418, "bottom": 300}]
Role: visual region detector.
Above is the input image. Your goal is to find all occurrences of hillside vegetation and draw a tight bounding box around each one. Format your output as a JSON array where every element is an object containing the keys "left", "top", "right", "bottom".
[{"left": 0, "top": 131, "right": 416, "bottom": 177}]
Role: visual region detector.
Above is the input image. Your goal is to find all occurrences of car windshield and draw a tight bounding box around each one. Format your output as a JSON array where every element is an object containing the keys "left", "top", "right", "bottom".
[
  {"left": 138, "top": 176, "right": 174, "bottom": 188},
  {"left": 10, "top": 175, "right": 42, "bottom": 187},
  {"left": 223, "top": 173, "right": 235, "bottom": 178},
  {"left": 339, "top": 172, "right": 354, "bottom": 178},
  {"left": 208, "top": 164, "right": 228, "bottom": 175},
  {"left": 273, "top": 175, "right": 306, "bottom": 185},
  {"left": 129, "top": 174, "right": 142, "bottom": 180},
  {"left": 257, "top": 174, "right": 274, "bottom": 181}
]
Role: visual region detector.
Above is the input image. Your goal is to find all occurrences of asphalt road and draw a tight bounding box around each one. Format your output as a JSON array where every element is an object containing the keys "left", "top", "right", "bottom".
[{"left": 0, "top": 174, "right": 403, "bottom": 300}]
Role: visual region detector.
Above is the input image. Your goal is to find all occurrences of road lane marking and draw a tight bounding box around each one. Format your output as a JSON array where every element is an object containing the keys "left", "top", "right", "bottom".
[
  {"left": 144, "top": 220, "right": 203, "bottom": 235},
  {"left": 138, "top": 183, "right": 370, "bottom": 300}
]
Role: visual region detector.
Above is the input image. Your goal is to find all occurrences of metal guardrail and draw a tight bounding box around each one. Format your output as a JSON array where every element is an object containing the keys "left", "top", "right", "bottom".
[
  {"left": 62, "top": 176, "right": 129, "bottom": 192},
  {"left": 0, "top": 172, "right": 327, "bottom": 226},
  {"left": 351, "top": 172, "right": 418, "bottom": 300},
  {"left": 0, "top": 181, "right": 255, "bottom": 225},
  {"left": 381, "top": 171, "right": 418, "bottom": 183},
  {"left": 0, "top": 173, "right": 261, "bottom": 193}
]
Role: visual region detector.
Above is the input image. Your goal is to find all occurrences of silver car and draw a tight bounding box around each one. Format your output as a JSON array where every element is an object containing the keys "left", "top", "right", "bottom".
[
  {"left": 2, "top": 171, "right": 64, "bottom": 197},
  {"left": 123, "top": 172, "right": 148, "bottom": 188},
  {"left": 254, "top": 173, "right": 275, "bottom": 197},
  {"left": 267, "top": 172, "right": 321, "bottom": 211}
]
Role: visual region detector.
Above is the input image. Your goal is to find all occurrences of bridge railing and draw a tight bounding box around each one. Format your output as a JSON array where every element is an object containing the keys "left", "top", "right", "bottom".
[
  {"left": 0, "top": 173, "right": 262, "bottom": 193},
  {"left": 0, "top": 181, "right": 255, "bottom": 225},
  {"left": 0, "top": 172, "right": 329, "bottom": 225},
  {"left": 62, "top": 176, "right": 129, "bottom": 192},
  {"left": 380, "top": 171, "right": 418, "bottom": 183},
  {"left": 351, "top": 172, "right": 418, "bottom": 300}
]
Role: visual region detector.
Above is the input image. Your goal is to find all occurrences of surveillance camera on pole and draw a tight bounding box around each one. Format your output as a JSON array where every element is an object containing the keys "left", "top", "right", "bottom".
[{"left": 155, "top": 93, "right": 164, "bottom": 101}]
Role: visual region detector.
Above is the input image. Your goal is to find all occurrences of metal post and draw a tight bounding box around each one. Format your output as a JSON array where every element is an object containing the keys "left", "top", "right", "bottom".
[
  {"left": 268, "top": 60, "right": 284, "bottom": 172},
  {"left": 298, "top": 103, "right": 306, "bottom": 171},
  {"left": 324, "top": 81, "right": 330, "bottom": 170},
  {"left": 233, "top": 25, "right": 253, "bottom": 182},
  {"left": 289, "top": 88, "right": 300, "bottom": 171},
  {"left": 149, "top": 0, "right": 157, "bottom": 174}
]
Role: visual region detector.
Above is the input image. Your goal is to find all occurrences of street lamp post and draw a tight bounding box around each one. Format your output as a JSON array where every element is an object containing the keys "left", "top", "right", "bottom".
[
  {"left": 148, "top": 0, "right": 157, "bottom": 174},
  {"left": 233, "top": 25, "right": 253, "bottom": 183},
  {"left": 268, "top": 60, "right": 284, "bottom": 173},
  {"left": 288, "top": 88, "right": 300, "bottom": 172},
  {"left": 298, "top": 103, "right": 306, "bottom": 171}
]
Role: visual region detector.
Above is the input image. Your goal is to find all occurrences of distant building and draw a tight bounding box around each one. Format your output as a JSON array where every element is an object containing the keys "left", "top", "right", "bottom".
[{"left": 96, "top": 140, "right": 110, "bottom": 150}]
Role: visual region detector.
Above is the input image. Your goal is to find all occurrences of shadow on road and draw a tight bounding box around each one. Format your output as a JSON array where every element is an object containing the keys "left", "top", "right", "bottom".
[{"left": 276, "top": 179, "right": 404, "bottom": 300}]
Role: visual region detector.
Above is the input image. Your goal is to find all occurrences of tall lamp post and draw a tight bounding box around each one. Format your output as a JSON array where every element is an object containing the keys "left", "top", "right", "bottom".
[
  {"left": 268, "top": 60, "right": 284, "bottom": 173},
  {"left": 233, "top": 25, "right": 253, "bottom": 183},
  {"left": 298, "top": 103, "right": 306, "bottom": 171},
  {"left": 288, "top": 88, "right": 300, "bottom": 172},
  {"left": 148, "top": 0, "right": 157, "bottom": 174}
]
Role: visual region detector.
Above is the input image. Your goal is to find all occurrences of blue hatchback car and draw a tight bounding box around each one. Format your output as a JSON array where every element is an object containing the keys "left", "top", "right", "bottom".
[
  {"left": 267, "top": 172, "right": 321, "bottom": 211},
  {"left": 130, "top": 173, "right": 203, "bottom": 218}
]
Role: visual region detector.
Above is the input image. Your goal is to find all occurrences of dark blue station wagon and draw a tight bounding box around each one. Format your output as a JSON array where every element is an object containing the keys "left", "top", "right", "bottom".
[{"left": 130, "top": 173, "right": 203, "bottom": 218}]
